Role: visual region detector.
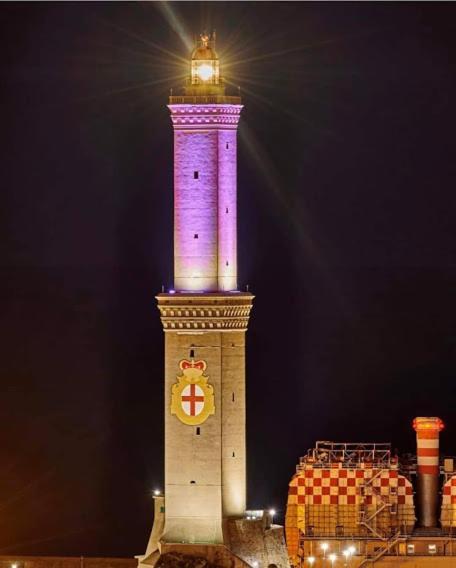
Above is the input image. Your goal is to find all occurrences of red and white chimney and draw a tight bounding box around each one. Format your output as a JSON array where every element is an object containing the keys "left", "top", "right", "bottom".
[{"left": 413, "top": 416, "right": 444, "bottom": 527}]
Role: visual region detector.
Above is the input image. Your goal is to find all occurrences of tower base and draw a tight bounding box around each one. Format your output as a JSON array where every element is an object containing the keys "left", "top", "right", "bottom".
[
  {"left": 158, "top": 292, "right": 254, "bottom": 545},
  {"left": 137, "top": 503, "right": 289, "bottom": 568}
]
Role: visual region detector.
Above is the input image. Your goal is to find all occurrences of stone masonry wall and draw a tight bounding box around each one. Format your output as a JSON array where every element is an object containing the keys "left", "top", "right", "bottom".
[{"left": 225, "top": 519, "right": 289, "bottom": 568}]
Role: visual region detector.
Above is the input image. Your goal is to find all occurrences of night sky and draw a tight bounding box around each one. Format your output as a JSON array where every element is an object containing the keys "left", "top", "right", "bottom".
[{"left": 1, "top": 1, "right": 456, "bottom": 559}]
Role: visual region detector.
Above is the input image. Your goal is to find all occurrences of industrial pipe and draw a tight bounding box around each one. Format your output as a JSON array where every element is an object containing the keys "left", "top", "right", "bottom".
[{"left": 413, "top": 416, "right": 444, "bottom": 527}]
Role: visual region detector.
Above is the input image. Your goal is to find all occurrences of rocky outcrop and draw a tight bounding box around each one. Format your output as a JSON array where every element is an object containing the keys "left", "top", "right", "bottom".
[{"left": 155, "top": 552, "right": 222, "bottom": 568}]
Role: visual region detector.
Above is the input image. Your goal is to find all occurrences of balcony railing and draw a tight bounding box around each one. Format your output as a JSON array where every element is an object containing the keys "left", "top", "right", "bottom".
[{"left": 169, "top": 95, "right": 241, "bottom": 105}]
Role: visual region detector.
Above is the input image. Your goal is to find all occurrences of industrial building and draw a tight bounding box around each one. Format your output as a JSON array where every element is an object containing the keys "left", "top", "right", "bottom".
[{"left": 285, "top": 417, "right": 456, "bottom": 566}]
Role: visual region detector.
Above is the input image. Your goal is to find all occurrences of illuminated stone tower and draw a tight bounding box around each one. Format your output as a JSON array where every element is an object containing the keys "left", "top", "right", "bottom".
[{"left": 157, "top": 33, "right": 254, "bottom": 545}]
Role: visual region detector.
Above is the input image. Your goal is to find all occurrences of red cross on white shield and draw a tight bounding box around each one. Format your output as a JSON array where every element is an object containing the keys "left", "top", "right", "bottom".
[{"left": 181, "top": 383, "right": 205, "bottom": 416}]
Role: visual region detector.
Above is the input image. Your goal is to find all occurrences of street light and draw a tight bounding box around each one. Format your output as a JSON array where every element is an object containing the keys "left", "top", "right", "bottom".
[
  {"left": 307, "top": 557, "right": 315, "bottom": 565},
  {"left": 320, "top": 543, "right": 329, "bottom": 558},
  {"left": 329, "top": 553, "right": 337, "bottom": 566},
  {"left": 342, "top": 548, "right": 351, "bottom": 566},
  {"left": 269, "top": 508, "right": 276, "bottom": 525},
  {"left": 153, "top": 489, "right": 161, "bottom": 496},
  {"left": 348, "top": 546, "right": 356, "bottom": 555}
]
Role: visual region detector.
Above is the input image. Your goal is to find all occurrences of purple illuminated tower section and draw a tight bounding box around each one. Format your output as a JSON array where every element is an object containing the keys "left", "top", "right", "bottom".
[{"left": 169, "top": 39, "right": 242, "bottom": 292}]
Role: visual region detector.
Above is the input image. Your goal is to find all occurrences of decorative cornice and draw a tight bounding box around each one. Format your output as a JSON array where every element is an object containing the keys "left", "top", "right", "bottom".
[
  {"left": 168, "top": 104, "right": 243, "bottom": 130},
  {"left": 169, "top": 96, "right": 241, "bottom": 105},
  {"left": 156, "top": 292, "right": 254, "bottom": 332}
]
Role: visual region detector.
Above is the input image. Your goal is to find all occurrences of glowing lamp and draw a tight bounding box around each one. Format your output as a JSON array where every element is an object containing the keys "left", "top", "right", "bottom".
[
  {"left": 153, "top": 489, "right": 161, "bottom": 496},
  {"left": 348, "top": 546, "right": 356, "bottom": 555},
  {"left": 190, "top": 33, "right": 220, "bottom": 86},
  {"left": 196, "top": 63, "right": 214, "bottom": 81},
  {"left": 320, "top": 543, "right": 329, "bottom": 552},
  {"left": 413, "top": 417, "right": 444, "bottom": 431},
  {"left": 307, "top": 557, "right": 315, "bottom": 565},
  {"left": 329, "top": 553, "right": 337, "bottom": 564}
]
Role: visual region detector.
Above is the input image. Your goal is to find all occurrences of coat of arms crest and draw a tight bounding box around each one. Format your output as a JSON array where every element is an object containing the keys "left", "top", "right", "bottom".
[{"left": 170, "top": 359, "right": 215, "bottom": 426}]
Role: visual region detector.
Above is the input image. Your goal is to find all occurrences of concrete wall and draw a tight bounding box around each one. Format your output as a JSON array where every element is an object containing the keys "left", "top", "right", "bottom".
[
  {"left": 139, "top": 495, "right": 166, "bottom": 563},
  {"left": 295, "top": 554, "right": 456, "bottom": 568},
  {"left": 0, "top": 557, "right": 135, "bottom": 568},
  {"left": 297, "top": 540, "right": 456, "bottom": 568},
  {"left": 373, "top": 560, "right": 456, "bottom": 567}
]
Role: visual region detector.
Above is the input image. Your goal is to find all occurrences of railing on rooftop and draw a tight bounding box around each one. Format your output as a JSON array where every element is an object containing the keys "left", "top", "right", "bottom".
[
  {"left": 400, "top": 454, "right": 456, "bottom": 479},
  {"left": 169, "top": 95, "right": 242, "bottom": 105},
  {"left": 298, "top": 441, "right": 393, "bottom": 469}
]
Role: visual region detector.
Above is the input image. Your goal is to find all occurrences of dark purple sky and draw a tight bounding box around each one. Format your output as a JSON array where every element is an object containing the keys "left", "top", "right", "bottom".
[{"left": 1, "top": 1, "right": 456, "bottom": 558}]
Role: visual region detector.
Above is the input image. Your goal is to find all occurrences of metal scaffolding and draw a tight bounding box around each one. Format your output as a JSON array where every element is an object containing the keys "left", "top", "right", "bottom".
[{"left": 297, "top": 442, "right": 393, "bottom": 472}]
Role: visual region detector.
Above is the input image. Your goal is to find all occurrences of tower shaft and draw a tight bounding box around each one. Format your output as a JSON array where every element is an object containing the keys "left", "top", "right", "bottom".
[
  {"left": 159, "top": 33, "right": 253, "bottom": 546},
  {"left": 171, "top": 103, "right": 241, "bottom": 292}
]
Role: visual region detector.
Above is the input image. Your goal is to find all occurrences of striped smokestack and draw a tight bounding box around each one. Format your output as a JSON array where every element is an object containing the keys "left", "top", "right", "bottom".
[{"left": 413, "top": 416, "right": 444, "bottom": 527}]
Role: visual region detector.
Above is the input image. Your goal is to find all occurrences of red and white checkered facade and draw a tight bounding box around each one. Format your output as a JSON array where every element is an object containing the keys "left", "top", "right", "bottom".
[
  {"left": 441, "top": 475, "right": 456, "bottom": 527},
  {"left": 442, "top": 476, "right": 456, "bottom": 505},
  {"left": 288, "top": 466, "right": 414, "bottom": 506}
]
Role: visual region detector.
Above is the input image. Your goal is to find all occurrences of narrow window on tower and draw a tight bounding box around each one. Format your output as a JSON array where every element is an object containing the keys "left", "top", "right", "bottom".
[
  {"left": 226, "top": 261, "right": 229, "bottom": 266},
  {"left": 190, "top": 349, "right": 195, "bottom": 358},
  {"left": 194, "top": 171, "right": 199, "bottom": 179},
  {"left": 232, "top": 392, "right": 235, "bottom": 402},
  {"left": 226, "top": 143, "right": 229, "bottom": 150},
  {"left": 232, "top": 452, "right": 235, "bottom": 457},
  {"left": 226, "top": 207, "right": 229, "bottom": 214},
  {"left": 194, "top": 234, "right": 198, "bottom": 239},
  {"left": 196, "top": 427, "right": 200, "bottom": 435}
]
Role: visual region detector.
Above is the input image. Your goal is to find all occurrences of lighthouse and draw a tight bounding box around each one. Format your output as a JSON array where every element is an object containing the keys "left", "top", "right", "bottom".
[
  {"left": 157, "top": 32, "right": 254, "bottom": 545},
  {"left": 137, "top": 33, "right": 291, "bottom": 568}
]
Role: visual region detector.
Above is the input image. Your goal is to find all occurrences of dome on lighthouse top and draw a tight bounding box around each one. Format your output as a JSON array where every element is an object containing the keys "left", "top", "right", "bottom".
[
  {"left": 188, "top": 32, "right": 221, "bottom": 88},
  {"left": 175, "top": 31, "right": 240, "bottom": 100},
  {"left": 191, "top": 33, "right": 218, "bottom": 61}
]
